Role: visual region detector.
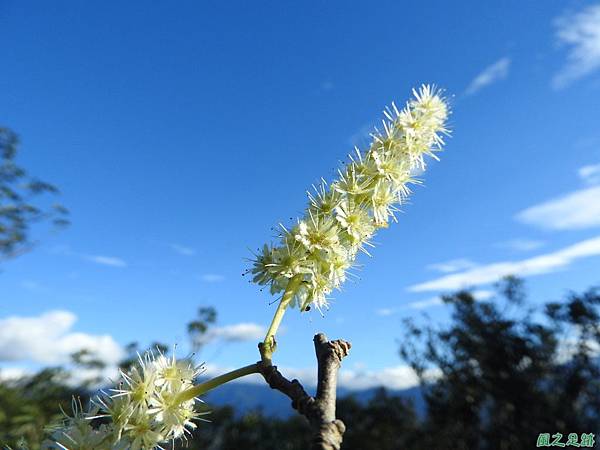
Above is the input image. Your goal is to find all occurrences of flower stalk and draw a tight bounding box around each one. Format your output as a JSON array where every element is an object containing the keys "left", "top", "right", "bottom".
[
  {"left": 261, "top": 274, "right": 303, "bottom": 362},
  {"left": 175, "top": 363, "right": 260, "bottom": 403}
]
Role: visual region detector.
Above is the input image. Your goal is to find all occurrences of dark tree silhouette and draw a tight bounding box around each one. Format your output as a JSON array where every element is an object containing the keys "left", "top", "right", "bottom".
[{"left": 400, "top": 276, "right": 600, "bottom": 450}]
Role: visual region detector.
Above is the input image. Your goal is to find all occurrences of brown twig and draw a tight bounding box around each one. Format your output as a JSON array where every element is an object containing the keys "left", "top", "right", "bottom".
[{"left": 258, "top": 333, "right": 351, "bottom": 450}]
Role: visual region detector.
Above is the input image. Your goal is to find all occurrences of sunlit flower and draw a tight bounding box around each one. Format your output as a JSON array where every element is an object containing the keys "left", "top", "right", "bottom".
[
  {"left": 47, "top": 351, "right": 207, "bottom": 450},
  {"left": 295, "top": 214, "right": 340, "bottom": 252},
  {"left": 334, "top": 200, "right": 375, "bottom": 245},
  {"left": 371, "top": 182, "right": 398, "bottom": 227},
  {"left": 152, "top": 353, "right": 198, "bottom": 391},
  {"left": 122, "top": 408, "right": 165, "bottom": 450},
  {"left": 308, "top": 180, "right": 343, "bottom": 216}
]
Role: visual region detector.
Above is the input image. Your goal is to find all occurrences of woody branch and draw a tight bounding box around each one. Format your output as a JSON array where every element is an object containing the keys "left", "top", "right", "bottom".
[{"left": 258, "top": 333, "right": 351, "bottom": 450}]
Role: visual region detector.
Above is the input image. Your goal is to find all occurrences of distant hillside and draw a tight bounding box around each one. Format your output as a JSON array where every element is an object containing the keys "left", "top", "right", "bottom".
[{"left": 203, "top": 381, "right": 425, "bottom": 417}]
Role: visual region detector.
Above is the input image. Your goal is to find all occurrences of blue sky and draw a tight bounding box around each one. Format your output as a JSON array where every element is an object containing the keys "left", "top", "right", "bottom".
[{"left": 1, "top": 1, "right": 600, "bottom": 389}]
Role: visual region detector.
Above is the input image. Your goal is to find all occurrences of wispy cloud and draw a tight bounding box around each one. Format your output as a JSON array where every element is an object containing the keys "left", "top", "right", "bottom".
[
  {"left": 199, "top": 273, "right": 225, "bottom": 283},
  {"left": 20, "top": 280, "right": 48, "bottom": 293},
  {"left": 49, "top": 245, "right": 127, "bottom": 268},
  {"left": 409, "top": 236, "right": 600, "bottom": 292},
  {"left": 194, "top": 323, "right": 265, "bottom": 345},
  {"left": 376, "top": 290, "right": 493, "bottom": 315},
  {"left": 406, "top": 296, "right": 445, "bottom": 310},
  {"left": 553, "top": 4, "right": 600, "bottom": 89},
  {"left": 579, "top": 163, "right": 600, "bottom": 185},
  {"left": 465, "top": 57, "right": 511, "bottom": 95},
  {"left": 169, "top": 243, "right": 196, "bottom": 256},
  {"left": 516, "top": 186, "right": 600, "bottom": 231},
  {"left": 375, "top": 308, "right": 396, "bottom": 317},
  {"left": 427, "top": 258, "right": 477, "bottom": 273},
  {"left": 84, "top": 254, "right": 127, "bottom": 268},
  {"left": 495, "top": 238, "right": 545, "bottom": 252},
  {"left": 409, "top": 290, "right": 494, "bottom": 309},
  {"left": 0, "top": 310, "right": 124, "bottom": 366},
  {"left": 471, "top": 290, "right": 495, "bottom": 300}
]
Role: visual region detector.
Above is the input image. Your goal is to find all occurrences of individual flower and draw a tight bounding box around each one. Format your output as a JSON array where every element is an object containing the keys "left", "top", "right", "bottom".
[
  {"left": 371, "top": 181, "right": 399, "bottom": 227},
  {"left": 113, "top": 354, "right": 157, "bottom": 412},
  {"left": 307, "top": 180, "right": 343, "bottom": 216},
  {"left": 295, "top": 214, "right": 341, "bottom": 253},
  {"left": 152, "top": 353, "right": 198, "bottom": 391},
  {"left": 148, "top": 392, "right": 201, "bottom": 440},
  {"left": 121, "top": 408, "right": 165, "bottom": 450},
  {"left": 251, "top": 85, "right": 450, "bottom": 311},
  {"left": 43, "top": 399, "right": 114, "bottom": 450},
  {"left": 270, "top": 237, "right": 312, "bottom": 280},
  {"left": 334, "top": 200, "right": 375, "bottom": 247},
  {"left": 251, "top": 244, "right": 278, "bottom": 286}
]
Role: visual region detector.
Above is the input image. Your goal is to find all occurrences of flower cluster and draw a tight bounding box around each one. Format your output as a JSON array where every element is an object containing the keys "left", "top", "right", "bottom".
[
  {"left": 251, "top": 85, "right": 450, "bottom": 311},
  {"left": 45, "top": 352, "right": 207, "bottom": 450}
]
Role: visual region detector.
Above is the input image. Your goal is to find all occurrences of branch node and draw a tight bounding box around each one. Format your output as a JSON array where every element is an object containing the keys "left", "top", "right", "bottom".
[{"left": 258, "top": 333, "right": 351, "bottom": 450}]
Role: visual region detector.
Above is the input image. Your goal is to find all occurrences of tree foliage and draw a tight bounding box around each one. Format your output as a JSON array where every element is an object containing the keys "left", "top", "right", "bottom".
[
  {"left": 400, "top": 276, "right": 600, "bottom": 450},
  {"left": 0, "top": 127, "right": 68, "bottom": 261},
  {"left": 0, "top": 368, "right": 84, "bottom": 448}
]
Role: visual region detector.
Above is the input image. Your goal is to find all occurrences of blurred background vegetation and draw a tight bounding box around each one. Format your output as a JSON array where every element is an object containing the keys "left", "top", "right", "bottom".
[{"left": 1, "top": 276, "right": 599, "bottom": 449}]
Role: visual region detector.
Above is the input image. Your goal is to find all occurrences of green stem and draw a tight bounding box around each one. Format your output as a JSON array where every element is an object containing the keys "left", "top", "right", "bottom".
[
  {"left": 261, "top": 274, "right": 303, "bottom": 362},
  {"left": 175, "top": 363, "right": 259, "bottom": 403}
]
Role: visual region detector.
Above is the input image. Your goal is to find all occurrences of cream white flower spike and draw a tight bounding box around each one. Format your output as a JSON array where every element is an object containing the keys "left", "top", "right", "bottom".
[
  {"left": 251, "top": 85, "right": 450, "bottom": 312},
  {"left": 46, "top": 351, "right": 208, "bottom": 450}
]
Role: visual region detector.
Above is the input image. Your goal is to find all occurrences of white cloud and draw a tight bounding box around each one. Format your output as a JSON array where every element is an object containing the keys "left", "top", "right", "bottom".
[
  {"left": 170, "top": 243, "right": 196, "bottom": 256},
  {"left": 0, "top": 311, "right": 124, "bottom": 366},
  {"left": 406, "top": 297, "right": 444, "bottom": 310},
  {"left": 409, "top": 235, "right": 600, "bottom": 292},
  {"left": 376, "top": 290, "right": 494, "bottom": 315},
  {"left": 407, "top": 289, "right": 493, "bottom": 310},
  {"left": 49, "top": 245, "right": 127, "bottom": 268},
  {"left": 69, "top": 365, "right": 121, "bottom": 388},
  {"left": 553, "top": 4, "right": 600, "bottom": 88},
  {"left": 0, "top": 367, "right": 31, "bottom": 381},
  {"left": 427, "top": 258, "right": 477, "bottom": 273},
  {"left": 195, "top": 323, "right": 265, "bottom": 345},
  {"left": 495, "top": 238, "right": 545, "bottom": 252},
  {"left": 0, "top": 364, "right": 119, "bottom": 388},
  {"left": 556, "top": 332, "right": 600, "bottom": 364},
  {"left": 465, "top": 57, "right": 511, "bottom": 95},
  {"left": 84, "top": 254, "right": 127, "bottom": 268},
  {"left": 337, "top": 365, "right": 441, "bottom": 390},
  {"left": 579, "top": 163, "right": 600, "bottom": 185},
  {"left": 203, "top": 363, "right": 438, "bottom": 391},
  {"left": 516, "top": 186, "right": 600, "bottom": 230},
  {"left": 199, "top": 274, "right": 225, "bottom": 283},
  {"left": 472, "top": 289, "right": 495, "bottom": 301},
  {"left": 375, "top": 308, "right": 395, "bottom": 317}
]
